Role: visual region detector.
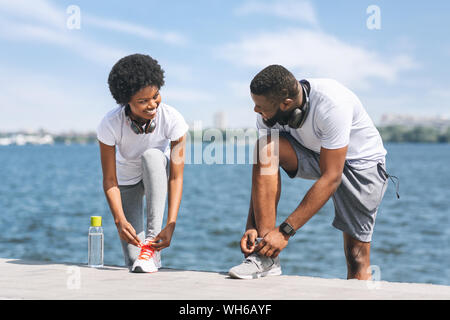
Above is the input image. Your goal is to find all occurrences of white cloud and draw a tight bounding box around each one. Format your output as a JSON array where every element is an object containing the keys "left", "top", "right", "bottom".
[
  {"left": 235, "top": 0, "right": 318, "bottom": 26},
  {"left": 216, "top": 28, "right": 417, "bottom": 89},
  {"left": 0, "top": 0, "right": 188, "bottom": 67},
  {"left": 0, "top": 0, "right": 65, "bottom": 28},
  {"left": 0, "top": 17, "right": 127, "bottom": 66},
  {"left": 0, "top": 0, "right": 195, "bottom": 131},
  {"left": 83, "top": 15, "right": 188, "bottom": 46}
]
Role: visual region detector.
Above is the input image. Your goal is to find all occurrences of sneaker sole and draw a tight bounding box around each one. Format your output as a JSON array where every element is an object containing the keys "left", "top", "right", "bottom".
[
  {"left": 131, "top": 266, "right": 158, "bottom": 273},
  {"left": 229, "top": 267, "right": 282, "bottom": 280}
]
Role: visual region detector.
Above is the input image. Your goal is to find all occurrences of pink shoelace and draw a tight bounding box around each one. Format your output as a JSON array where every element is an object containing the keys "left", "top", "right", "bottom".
[{"left": 137, "top": 243, "right": 155, "bottom": 261}]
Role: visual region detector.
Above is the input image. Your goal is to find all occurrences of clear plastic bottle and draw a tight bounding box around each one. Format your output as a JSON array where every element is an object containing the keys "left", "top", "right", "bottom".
[{"left": 88, "top": 216, "right": 104, "bottom": 268}]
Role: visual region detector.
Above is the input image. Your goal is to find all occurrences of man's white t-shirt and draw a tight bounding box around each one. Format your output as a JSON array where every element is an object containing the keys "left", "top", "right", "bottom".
[
  {"left": 256, "top": 78, "right": 386, "bottom": 169},
  {"left": 97, "top": 103, "right": 189, "bottom": 185}
]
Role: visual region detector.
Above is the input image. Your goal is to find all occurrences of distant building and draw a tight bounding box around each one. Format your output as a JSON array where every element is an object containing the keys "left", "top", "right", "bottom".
[
  {"left": 380, "top": 113, "right": 450, "bottom": 131},
  {"left": 0, "top": 130, "right": 98, "bottom": 145},
  {"left": 213, "top": 111, "right": 227, "bottom": 130},
  {"left": 0, "top": 133, "right": 54, "bottom": 146}
]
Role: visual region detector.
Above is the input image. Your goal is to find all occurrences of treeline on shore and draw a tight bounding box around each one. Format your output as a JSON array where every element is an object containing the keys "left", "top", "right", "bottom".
[
  {"left": 4, "top": 125, "right": 449, "bottom": 145},
  {"left": 377, "top": 125, "right": 450, "bottom": 143}
]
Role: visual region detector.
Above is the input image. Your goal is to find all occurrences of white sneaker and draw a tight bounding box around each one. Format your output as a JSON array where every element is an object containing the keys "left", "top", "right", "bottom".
[
  {"left": 131, "top": 242, "right": 159, "bottom": 273},
  {"left": 229, "top": 253, "right": 282, "bottom": 279}
]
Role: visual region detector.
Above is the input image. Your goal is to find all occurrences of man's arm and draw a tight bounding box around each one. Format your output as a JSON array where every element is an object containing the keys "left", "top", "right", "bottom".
[
  {"left": 285, "top": 145, "right": 347, "bottom": 230},
  {"left": 245, "top": 195, "right": 256, "bottom": 230},
  {"left": 239, "top": 195, "right": 258, "bottom": 256},
  {"left": 255, "top": 145, "right": 348, "bottom": 258}
]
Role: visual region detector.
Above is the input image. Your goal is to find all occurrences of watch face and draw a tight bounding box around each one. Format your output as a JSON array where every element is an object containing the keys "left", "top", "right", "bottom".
[{"left": 281, "top": 222, "right": 294, "bottom": 236}]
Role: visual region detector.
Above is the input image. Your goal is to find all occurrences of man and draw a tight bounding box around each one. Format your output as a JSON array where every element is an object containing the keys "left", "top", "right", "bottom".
[{"left": 229, "top": 65, "right": 392, "bottom": 280}]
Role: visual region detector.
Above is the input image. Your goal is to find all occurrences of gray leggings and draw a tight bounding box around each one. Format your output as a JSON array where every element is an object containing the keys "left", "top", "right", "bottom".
[{"left": 118, "top": 148, "right": 169, "bottom": 267}]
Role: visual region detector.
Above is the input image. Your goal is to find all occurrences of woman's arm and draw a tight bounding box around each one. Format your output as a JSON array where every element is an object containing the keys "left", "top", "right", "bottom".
[
  {"left": 151, "top": 134, "right": 186, "bottom": 250},
  {"left": 98, "top": 141, "right": 141, "bottom": 247}
]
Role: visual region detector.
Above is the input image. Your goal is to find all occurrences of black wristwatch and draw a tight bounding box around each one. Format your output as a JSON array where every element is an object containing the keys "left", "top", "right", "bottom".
[{"left": 279, "top": 221, "right": 296, "bottom": 237}]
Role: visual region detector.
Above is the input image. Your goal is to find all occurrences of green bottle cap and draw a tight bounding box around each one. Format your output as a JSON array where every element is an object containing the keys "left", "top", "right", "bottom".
[{"left": 90, "top": 216, "right": 102, "bottom": 227}]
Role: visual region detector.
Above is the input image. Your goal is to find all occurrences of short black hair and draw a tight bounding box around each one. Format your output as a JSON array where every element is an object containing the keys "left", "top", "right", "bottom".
[
  {"left": 108, "top": 53, "right": 165, "bottom": 106},
  {"left": 250, "top": 65, "right": 299, "bottom": 104}
]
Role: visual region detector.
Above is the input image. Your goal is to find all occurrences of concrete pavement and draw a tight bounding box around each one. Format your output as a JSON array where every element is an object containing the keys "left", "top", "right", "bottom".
[{"left": 1, "top": 258, "right": 449, "bottom": 300}]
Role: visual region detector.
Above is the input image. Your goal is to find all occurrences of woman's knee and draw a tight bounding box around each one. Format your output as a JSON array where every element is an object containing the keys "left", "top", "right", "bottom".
[
  {"left": 141, "top": 148, "right": 167, "bottom": 168},
  {"left": 141, "top": 148, "right": 169, "bottom": 184},
  {"left": 141, "top": 148, "right": 165, "bottom": 161}
]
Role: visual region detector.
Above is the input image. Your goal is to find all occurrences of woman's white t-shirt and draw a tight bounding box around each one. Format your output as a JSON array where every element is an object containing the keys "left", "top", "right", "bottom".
[
  {"left": 257, "top": 78, "right": 387, "bottom": 169},
  {"left": 97, "top": 103, "right": 189, "bottom": 185}
]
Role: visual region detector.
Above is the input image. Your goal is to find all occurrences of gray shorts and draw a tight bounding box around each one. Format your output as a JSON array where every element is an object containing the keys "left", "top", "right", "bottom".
[{"left": 280, "top": 132, "right": 389, "bottom": 242}]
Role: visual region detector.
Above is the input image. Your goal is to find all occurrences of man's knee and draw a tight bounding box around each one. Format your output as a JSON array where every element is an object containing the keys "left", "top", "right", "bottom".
[
  {"left": 254, "top": 134, "right": 297, "bottom": 174},
  {"left": 253, "top": 135, "right": 279, "bottom": 176},
  {"left": 255, "top": 134, "right": 277, "bottom": 161}
]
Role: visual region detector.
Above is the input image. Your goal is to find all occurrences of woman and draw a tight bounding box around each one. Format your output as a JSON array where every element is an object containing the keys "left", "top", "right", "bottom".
[{"left": 97, "top": 53, "right": 188, "bottom": 273}]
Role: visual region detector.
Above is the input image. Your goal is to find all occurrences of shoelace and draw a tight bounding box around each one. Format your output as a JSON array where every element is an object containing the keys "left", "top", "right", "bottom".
[
  {"left": 243, "top": 255, "right": 266, "bottom": 271},
  {"left": 138, "top": 244, "right": 155, "bottom": 261}
]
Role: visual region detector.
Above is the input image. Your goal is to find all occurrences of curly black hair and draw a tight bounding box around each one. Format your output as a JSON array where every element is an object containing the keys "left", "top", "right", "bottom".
[
  {"left": 108, "top": 53, "right": 165, "bottom": 106},
  {"left": 250, "top": 65, "right": 299, "bottom": 104}
]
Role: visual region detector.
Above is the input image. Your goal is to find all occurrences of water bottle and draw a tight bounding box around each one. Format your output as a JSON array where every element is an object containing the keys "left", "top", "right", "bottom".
[{"left": 88, "top": 216, "right": 104, "bottom": 268}]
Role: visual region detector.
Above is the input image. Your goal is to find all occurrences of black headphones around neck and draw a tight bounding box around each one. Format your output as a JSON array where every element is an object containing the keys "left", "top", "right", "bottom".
[
  {"left": 125, "top": 104, "right": 156, "bottom": 134},
  {"left": 263, "top": 79, "right": 311, "bottom": 129}
]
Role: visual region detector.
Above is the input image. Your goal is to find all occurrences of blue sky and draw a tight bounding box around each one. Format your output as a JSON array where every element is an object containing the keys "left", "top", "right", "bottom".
[{"left": 1, "top": 0, "right": 449, "bottom": 133}]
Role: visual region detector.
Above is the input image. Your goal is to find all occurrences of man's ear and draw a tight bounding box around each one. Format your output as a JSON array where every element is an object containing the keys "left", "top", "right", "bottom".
[{"left": 279, "top": 98, "right": 294, "bottom": 112}]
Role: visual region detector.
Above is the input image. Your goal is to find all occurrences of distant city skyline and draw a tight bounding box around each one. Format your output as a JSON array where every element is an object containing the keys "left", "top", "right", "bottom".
[
  {"left": 1, "top": 111, "right": 449, "bottom": 136},
  {"left": 1, "top": 1, "right": 450, "bottom": 132},
  {"left": 0, "top": 111, "right": 446, "bottom": 134}
]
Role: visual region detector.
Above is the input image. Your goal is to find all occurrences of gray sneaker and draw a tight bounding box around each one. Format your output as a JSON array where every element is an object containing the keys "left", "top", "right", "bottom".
[{"left": 228, "top": 253, "right": 282, "bottom": 279}]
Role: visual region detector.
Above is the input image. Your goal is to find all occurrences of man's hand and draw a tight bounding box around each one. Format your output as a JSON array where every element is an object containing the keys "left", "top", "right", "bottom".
[
  {"left": 240, "top": 229, "right": 258, "bottom": 257},
  {"left": 255, "top": 226, "right": 289, "bottom": 258},
  {"left": 151, "top": 222, "right": 176, "bottom": 251}
]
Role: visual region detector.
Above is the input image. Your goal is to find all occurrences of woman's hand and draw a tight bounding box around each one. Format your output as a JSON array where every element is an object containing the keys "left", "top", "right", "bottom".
[
  {"left": 151, "top": 222, "right": 176, "bottom": 251},
  {"left": 99, "top": 141, "right": 141, "bottom": 247},
  {"left": 115, "top": 219, "right": 141, "bottom": 247}
]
